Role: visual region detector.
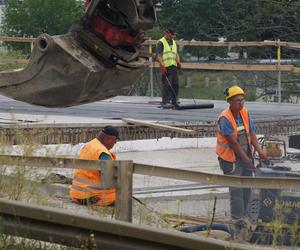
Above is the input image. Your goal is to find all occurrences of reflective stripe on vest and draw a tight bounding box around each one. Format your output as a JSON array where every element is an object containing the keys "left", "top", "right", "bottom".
[
  {"left": 70, "top": 138, "right": 116, "bottom": 201},
  {"left": 237, "top": 124, "right": 245, "bottom": 132},
  {"left": 215, "top": 107, "right": 251, "bottom": 162},
  {"left": 73, "top": 176, "right": 105, "bottom": 189},
  {"left": 159, "top": 37, "right": 177, "bottom": 67}
]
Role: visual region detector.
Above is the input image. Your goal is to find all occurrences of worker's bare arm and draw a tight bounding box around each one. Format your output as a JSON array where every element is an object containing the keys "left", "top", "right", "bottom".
[{"left": 250, "top": 133, "right": 267, "bottom": 159}]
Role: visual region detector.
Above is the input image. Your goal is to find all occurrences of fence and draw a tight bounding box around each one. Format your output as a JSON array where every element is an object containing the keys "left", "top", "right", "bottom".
[
  {"left": 1, "top": 154, "right": 300, "bottom": 222},
  {"left": 2, "top": 36, "right": 300, "bottom": 72},
  {"left": 1, "top": 154, "right": 300, "bottom": 248}
]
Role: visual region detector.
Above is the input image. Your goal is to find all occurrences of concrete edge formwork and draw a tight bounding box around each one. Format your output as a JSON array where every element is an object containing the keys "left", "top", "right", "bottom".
[{"left": 0, "top": 115, "right": 300, "bottom": 145}]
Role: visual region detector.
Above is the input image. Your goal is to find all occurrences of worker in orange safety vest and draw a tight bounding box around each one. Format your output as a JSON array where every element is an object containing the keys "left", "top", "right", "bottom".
[
  {"left": 216, "top": 86, "right": 267, "bottom": 234},
  {"left": 70, "top": 125, "right": 119, "bottom": 206}
]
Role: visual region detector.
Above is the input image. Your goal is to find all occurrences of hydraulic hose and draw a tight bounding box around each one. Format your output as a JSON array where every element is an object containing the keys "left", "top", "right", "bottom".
[{"left": 179, "top": 223, "right": 231, "bottom": 235}]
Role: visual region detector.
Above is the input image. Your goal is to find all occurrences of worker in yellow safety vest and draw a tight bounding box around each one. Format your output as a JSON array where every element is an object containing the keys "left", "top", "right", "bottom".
[
  {"left": 70, "top": 125, "right": 119, "bottom": 206},
  {"left": 216, "top": 86, "right": 267, "bottom": 233},
  {"left": 156, "top": 27, "right": 181, "bottom": 108}
]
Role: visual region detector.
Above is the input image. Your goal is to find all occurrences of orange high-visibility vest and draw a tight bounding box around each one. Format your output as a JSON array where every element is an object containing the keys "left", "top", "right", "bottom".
[
  {"left": 70, "top": 138, "right": 116, "bottom": 206},
  {"left": 216, "top": 107, "right": 251, "bottom": 162}
]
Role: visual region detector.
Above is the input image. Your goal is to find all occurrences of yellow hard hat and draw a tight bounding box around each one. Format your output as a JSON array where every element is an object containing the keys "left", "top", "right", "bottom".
[{"left": 225, "top": 86, "right": 245, "bottom": 100}]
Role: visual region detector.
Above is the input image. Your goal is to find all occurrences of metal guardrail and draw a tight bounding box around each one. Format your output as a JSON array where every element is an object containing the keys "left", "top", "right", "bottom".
[
  {"left": 1, "top": 154, "right": 300, "bottom": 248},
  {"left": 1, "top": 155, "right": 300, "bottom": 190},
  {"left": 0, "top": 198, "right": 250, "bottom": 250},
  {"left": 1, "top": 154, "right": 300, "bottom": 223}
]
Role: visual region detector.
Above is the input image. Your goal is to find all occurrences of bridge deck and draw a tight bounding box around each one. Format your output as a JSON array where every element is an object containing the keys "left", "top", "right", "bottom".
[{"left": 0, "top": 95, "right": 299, "bottom": 124}]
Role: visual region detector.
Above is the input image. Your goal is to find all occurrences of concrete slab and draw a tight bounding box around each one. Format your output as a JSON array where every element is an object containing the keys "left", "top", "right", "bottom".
[{"left": 0, "top": 95, "right": 299, "bottom": 124}]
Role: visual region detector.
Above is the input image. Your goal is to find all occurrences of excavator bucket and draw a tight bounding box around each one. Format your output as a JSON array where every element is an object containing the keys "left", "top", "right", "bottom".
[{"left": 0, "top": 0, "right": 156, "bottom": 107}]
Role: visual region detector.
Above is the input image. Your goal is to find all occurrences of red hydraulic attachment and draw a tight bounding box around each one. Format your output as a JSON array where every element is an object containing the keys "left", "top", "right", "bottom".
[{"left": 91, "top": 15, "right": 135, "bottom": 47}]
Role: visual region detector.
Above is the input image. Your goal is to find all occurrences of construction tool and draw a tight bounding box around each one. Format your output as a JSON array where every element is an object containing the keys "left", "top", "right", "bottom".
[{"left": 164, "top": 75, "right": 214, "bottom": 110}]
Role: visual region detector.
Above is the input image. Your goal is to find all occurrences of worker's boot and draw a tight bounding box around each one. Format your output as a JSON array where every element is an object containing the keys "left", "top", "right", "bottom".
[{"left": 161, "top": 103, "right": 174, "bottom": 109}]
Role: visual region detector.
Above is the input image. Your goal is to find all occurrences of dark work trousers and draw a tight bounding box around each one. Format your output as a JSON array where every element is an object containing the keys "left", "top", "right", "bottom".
[
  {"left": 218, "top": 157, "right": 253, "bottom": 221},
  {"left": 161, "top": 66, "right": 179, "bottom": 105}
]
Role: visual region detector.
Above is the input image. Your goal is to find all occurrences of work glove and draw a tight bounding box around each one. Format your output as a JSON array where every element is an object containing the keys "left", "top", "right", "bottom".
[
  {"left": 160, "top": 65, "right": 166, "bottom": 76},
  {"left": 176, "top": 59, "right": 181, "bottom": 69}
]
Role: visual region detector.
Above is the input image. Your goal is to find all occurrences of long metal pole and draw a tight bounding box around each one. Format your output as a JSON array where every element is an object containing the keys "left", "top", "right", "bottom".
[
  {"left": 149, "top": 44, "right": 154, "bottom": 97},
  {"left": 277, "top": 39, "right": 282, "bottom": 103}
]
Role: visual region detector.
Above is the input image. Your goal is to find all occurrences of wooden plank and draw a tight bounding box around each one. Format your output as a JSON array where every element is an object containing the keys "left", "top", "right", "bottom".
[
  {"left": 0, "top": 59, "right": 28, "bottom": 65},
  {"left": 144, "top": 39, "right": 300, "bottom": 48},
  {"left": 115, "top": 161, "right": 133, "bottom": 222},
  {"left": 2, "top": 36, "right": 300, "bottom": 49},
  {"left": 151, "top": 62, "right": 300, "bottom": 73},
  {"left": 0, "top": 36, "right": 35, "bottom": 42},
  {"left": 2, "top": 59, "right": 300, "bottom": 73},
  {"left": 122, "top": 118, "right": 196, "bottom": 135}
]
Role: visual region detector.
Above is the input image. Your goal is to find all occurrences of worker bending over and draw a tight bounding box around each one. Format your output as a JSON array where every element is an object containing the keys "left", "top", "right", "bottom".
[{"left": 70, "top": 125, "right": 119, "bottom": 206}]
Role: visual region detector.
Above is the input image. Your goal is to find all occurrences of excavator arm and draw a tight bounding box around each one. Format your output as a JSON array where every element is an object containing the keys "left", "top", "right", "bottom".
[{"left": 0, "top": 0, "right": 157, "bottom": 107}]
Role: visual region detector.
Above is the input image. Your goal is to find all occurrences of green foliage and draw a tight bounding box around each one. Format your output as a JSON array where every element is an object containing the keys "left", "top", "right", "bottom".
[
  {"left": 157, "top": 0, "right": 300, "bottom": 58},
  {"left": 1, "top": 0, "right": 84, "bottom": 51},
  {"left": 158, "top": 0, "right": 300, "bottom": 42},
  {"left": 0, "top": 50, "right": 27, "bottom": 72},
  {"left": 2, "top": 0, "right": 84, "bottom": 37}
]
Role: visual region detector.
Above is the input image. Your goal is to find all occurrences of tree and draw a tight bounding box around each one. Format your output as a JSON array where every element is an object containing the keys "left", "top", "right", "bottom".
[
  {"left": 156, "top": 0, "right": 300, "bottom": 102},
  {"left": 1, "top": 0, "right": 84, "bottom": 50},
  {"left": 156, "top": 0, "right": 300, "bottom": 58},
  {"left": 157, "top": 0, "right": 300, "bottom": 42}
]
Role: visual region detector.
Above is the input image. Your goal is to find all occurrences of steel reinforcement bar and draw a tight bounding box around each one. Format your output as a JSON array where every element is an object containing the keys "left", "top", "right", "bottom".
[
  {"left": 0, "top": 116, "right": 299, "bottom": 145},
  {"left": 0, "top": 198, "right": 250, "bottom": 250}
]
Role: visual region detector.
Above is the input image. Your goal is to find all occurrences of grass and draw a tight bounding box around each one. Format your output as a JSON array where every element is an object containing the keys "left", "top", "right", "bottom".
[
  {"left": 143, "top": 68, "right": 300, "bottom": 102},
  {"left": 0, "top": 49, "right": 27, "bottom": 72}
]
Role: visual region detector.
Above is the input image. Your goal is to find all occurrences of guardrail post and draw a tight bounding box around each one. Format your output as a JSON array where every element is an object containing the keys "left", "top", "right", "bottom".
[{"left": 115, "top": 160, "right": 133, "bottom": 222}]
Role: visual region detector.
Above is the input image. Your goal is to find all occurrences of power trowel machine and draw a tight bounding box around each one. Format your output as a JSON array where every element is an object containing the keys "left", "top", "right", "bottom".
[
  {"left": 180, "top": 137, "right": 300, "bottom": 246},
  {"left": 248, "top": 137, "right": 300, "bottom": 245}
]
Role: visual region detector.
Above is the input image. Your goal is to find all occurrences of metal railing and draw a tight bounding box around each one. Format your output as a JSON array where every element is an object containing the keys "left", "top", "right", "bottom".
[
  {"left": 0, "top": 198, "right": 250, "bottom": 250},
  {"left": 2, "top": 154, "right": 300, "bottom": 248},
  {"left": 1, "top": 154, "right": 300, "bottom": 223}
]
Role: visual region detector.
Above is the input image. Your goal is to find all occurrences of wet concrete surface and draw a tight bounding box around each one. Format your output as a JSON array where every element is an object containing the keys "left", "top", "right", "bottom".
[{"left": 0, "top": 95, "right": 300, "bottom": 123}]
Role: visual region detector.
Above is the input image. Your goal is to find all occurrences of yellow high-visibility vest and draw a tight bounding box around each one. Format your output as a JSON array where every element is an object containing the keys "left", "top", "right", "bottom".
[{"left": 159, "top": 37, "right": 177, "bottom": 67}]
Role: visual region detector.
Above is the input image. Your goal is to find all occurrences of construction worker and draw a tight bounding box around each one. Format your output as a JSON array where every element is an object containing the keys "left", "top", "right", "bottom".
[
  {"left": 70, "top": 125, "right": 119, "bottom": 206},
  {"left": 156, "top": 27, "right": 181, "bottom": 108},
  {"left": 215, "top": 86, "right": 267, "bottom": 232}
]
